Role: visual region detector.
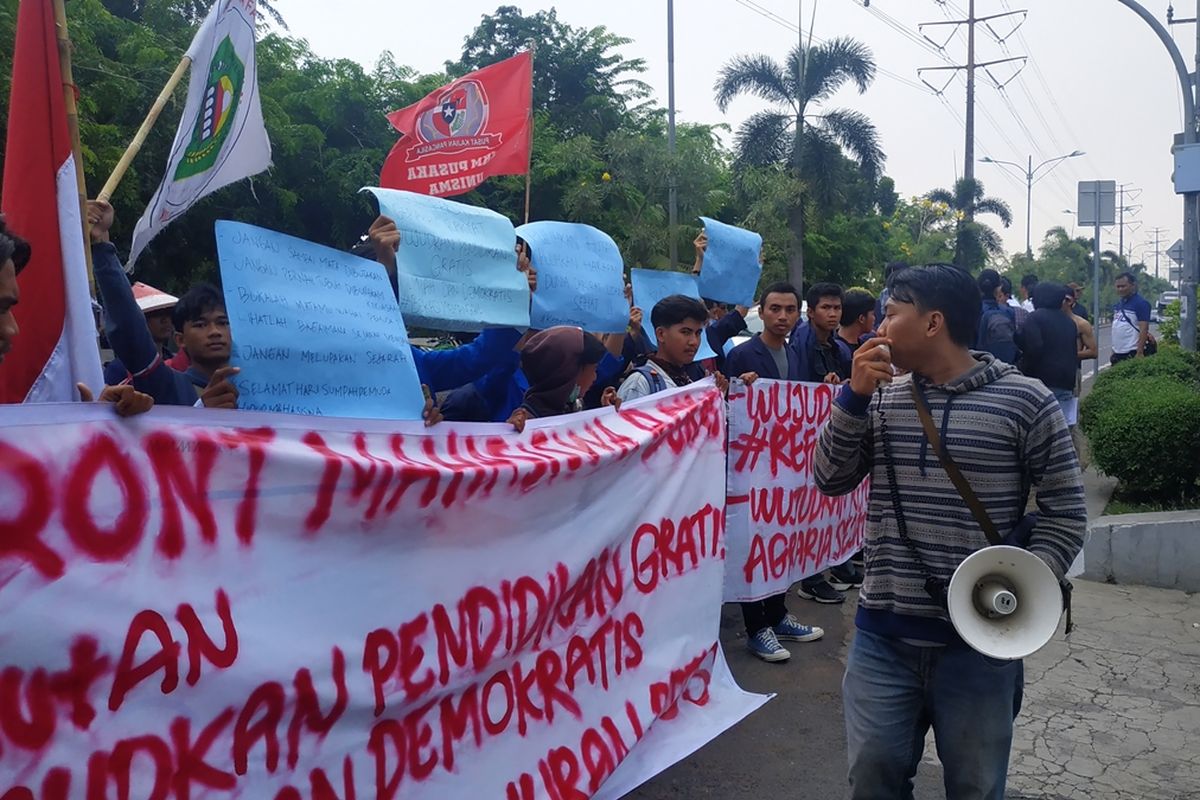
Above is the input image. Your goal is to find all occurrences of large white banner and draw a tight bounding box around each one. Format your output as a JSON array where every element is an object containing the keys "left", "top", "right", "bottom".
[
  {"left": 0, "top": 383, "right": 768, "bottom": 799},
  {"left": 724, "top": 379, "right": 870, "bottom": 602}
]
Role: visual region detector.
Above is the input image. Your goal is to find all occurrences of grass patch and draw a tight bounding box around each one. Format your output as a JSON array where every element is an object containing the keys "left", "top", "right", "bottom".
[{"left": 1103, "top": 484, "right": 1200, "bottom": 516}]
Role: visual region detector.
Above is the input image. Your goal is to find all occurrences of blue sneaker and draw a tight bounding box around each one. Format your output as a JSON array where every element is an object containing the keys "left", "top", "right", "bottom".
[
  {"left": 748, "top": 627, "right": 791, "bottom": 662},
  {"left": 773, "top": 614, "right": 825, "bottom": 643}
]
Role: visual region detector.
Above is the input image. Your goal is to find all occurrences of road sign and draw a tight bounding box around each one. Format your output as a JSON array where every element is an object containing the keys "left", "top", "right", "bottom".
[
  {"left": 1078, "top": 181, "right": 1116, "bottom": 226},
  {"left": 1168, "top": 238, "right": 1185, "bottom": 264}
]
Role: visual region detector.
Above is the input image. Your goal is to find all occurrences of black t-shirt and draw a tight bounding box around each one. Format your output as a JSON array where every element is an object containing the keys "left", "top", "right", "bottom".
[{"left": 1019, "top": 310, "right": 1079, "bottom": 391}]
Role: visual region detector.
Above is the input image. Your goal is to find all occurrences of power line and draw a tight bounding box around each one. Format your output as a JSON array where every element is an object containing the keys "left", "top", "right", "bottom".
[{"left": 731, "top": 0, "right": 928, "bottom": 91}]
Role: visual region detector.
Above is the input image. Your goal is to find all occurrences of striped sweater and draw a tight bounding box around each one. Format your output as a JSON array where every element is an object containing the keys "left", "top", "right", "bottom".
[{"left": 815, "top": 352, "right": 1086, "bottom": 643}]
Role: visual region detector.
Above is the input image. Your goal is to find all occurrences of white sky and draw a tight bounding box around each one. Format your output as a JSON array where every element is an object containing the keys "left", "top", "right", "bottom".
[{"left": 280, "top": 0, "right": 1191, "bottom": 277}]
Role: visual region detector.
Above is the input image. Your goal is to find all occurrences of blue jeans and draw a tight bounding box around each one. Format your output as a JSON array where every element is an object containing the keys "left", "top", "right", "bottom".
[{"left": 843, "top": 628, "right": 1024, "bottom": 800}]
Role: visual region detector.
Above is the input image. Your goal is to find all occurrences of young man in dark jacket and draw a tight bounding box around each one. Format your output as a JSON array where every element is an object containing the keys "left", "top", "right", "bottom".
[
  {"left": 790, "top": 282, "right": 858, "bottom": 602},
  {"left": 815, "top": 263, "right": 1085, "bottom": 800},
  {"left": 1019, "top": 282, "right": 1080, "bottom": 421},
  {"left": 725, "top": 283, "right": 825, "bottom": 662},
  {"left": 89, "top": 201, "right": 238, "bottom": 408},
  {"left": 976, "top": 269, "right": 1020, "bottom": 364},
  {"left": 790, "top": 283, "right": 852, "bottom": 385}
]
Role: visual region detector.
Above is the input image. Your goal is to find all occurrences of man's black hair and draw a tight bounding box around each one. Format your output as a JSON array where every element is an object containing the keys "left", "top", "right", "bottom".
[
  {"left": 806, "top": 282, "right": 843, "bottom": 310},
  {"left": 977, "top": 268, "right": 1001, "bottom": 300},
  {"left": 580, "top": 332, "right": 606, "bottom": 365},
  {"left": 173, "top": 284, "right": 226, "bottom": 330},
  {"left": 884, "top": 261, "right": 908, "bottom": 279},
  {"left": 759, "top": 281, "right": 801, "bottom": 308},
  {"left": 1032, "top": 281, "right": 1071, "bottom": 311},
  {"left": 1021, "top": 273, "right": 1039, "bottom": 291},
  {"left": 841, "top": 288, "right": 876, "bottom": 326},
  {"left": 1116, "top": 271, "right": 1137, "bottom": 284},
  {"left": 999, "top": 276, "right": 1014, "bottom": 298},
  {"left": 0, "top": 219, "right": 32, "bottom": 276},
  {"left": 888, "top": 263, "right": 982, "bottom": 347},
  {"left": 652, "top": 294, "right": 709, "bottom": 330}
]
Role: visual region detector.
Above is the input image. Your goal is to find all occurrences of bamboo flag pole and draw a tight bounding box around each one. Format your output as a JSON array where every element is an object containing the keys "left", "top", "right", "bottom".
[
  {"left": 97, "top": 55, "right": 191, "bottom": 203},
  {"left": 52, "top": 0, "right": 95, "bottom": 295},
  {"left": 523, "top": 44, "right": 535, "bottom": 225}
]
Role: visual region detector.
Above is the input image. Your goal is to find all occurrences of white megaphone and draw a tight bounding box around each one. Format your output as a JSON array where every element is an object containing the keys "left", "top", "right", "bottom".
[{"left": 947, "top": 545, "right": 1063, "bottom": 661}]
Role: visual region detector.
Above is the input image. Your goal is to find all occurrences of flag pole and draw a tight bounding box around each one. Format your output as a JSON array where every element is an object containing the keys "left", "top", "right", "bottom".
[
  {"left": 523, "top": 44, "right": 535, "bottom": 225},
  {"left": 52, "top": 0, "right": 95, "bottom": 295},
  {"left": 98, "top": 55, "right": 192, "bottom": 203}
]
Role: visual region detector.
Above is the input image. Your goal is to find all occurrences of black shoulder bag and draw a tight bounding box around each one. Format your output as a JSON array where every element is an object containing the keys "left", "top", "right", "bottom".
[{"left": 879, "top": 380, "right": 1074, "bottom": 633}]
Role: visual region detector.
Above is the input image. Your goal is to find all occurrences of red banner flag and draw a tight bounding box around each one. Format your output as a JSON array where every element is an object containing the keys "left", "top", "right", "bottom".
[
  {"left": 380, "top": 52, "right": 533, "bottom": 198},
  {"left": 0, "top": 0, "right": 102, "bottom": 403}
]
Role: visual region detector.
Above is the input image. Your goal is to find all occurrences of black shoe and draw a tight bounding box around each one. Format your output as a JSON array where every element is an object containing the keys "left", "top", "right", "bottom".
[
  {"left": 796, "top": 578, "right": 846, "bottom": 604},
  {"left": 828, "top": 563, "right": 864, "bottom": 591}
]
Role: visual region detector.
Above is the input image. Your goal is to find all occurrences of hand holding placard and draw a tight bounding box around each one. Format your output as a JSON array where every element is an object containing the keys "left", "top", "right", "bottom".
[
  {"left": 517, "top": 221, "right": 629, "bottom": 332},
  {"left": 216, "top": 221, "right": 424, "bottom": 419},
  {"left": 696, "top": 217, "right": 762, "bottom": 306},
  {"left": 365, "top": 187, "right": 530, "bottom": 331},
  {"left": 629, "top": 268, "right": 718, "bottom": 362}
]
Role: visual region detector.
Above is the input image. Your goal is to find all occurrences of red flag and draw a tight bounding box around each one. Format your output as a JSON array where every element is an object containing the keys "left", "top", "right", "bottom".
[
  {"left": 380, "top": 52, "right": 533, "bottom": 198},
  {"left": 0, "top": 0, "right": 102, "bottom": 403}
]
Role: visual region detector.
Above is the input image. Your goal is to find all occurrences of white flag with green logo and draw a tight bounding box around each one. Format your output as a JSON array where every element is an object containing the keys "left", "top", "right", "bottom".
[{"left": 128, "top": 0, "right": 271, "bottom": 267}]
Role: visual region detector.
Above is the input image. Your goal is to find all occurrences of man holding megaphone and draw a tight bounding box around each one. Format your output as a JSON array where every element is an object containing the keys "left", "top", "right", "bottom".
[{"left": 814, "top": 263, "right": 1086, "bottom": 800}]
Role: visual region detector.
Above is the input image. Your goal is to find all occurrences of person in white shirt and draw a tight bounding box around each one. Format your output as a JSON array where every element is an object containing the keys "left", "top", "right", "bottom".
[{"left": 1019, "top": 273, "right": 1038, "bottom": 312}]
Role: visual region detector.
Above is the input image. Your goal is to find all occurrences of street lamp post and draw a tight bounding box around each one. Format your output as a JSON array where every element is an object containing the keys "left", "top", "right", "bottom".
[
  {"left": 1063, "top": 209, "right": 1076, "bottom": 238},
  {"left": 981, "top": 150, "right": 1086, "bottom": 258}
]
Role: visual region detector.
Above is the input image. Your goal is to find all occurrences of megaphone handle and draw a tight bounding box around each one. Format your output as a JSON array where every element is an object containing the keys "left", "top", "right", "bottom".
[{"left": 1061, "top": 580, "right": 1074, "bottom": 635}]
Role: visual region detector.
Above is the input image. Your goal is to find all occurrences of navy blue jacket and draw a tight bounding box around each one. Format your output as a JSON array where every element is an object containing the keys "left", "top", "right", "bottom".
[
  {"left": 410, "top": 328, "right": 523, "bottom": 394},
  {"left": 94, "top": 243, "right": 200, "bottom": 406},
  {"left": 726, "top": 333, "right": 803, "bottom": 381},
  {"left": 789, "top": 321, "right": 852, "bottom": 382},
  {"left": 704, "top": 310, "right": 748, "bottom": 374}
]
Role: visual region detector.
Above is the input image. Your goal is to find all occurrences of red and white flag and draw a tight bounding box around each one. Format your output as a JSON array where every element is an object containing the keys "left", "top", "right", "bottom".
[
  {"left": 380, "top": 52, "right": 533, "bottom": 198},
  {"left": 0, "top": 0, "right": 103, "bottom": 403}
]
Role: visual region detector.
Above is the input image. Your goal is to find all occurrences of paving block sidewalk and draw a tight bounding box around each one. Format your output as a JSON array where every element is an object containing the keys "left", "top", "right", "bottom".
[{"left": 1006, "top": 579, "right": 1200, "bottom": 800}]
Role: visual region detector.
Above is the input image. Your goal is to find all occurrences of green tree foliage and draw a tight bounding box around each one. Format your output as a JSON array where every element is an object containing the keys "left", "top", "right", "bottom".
[
  {"left": 925, "top": 178, "right": 1012, "bottom": 271},
  {"left": 1082, "top": 355, "right": 1200, "bottom": 500},
  {"left": 0, "top": 2, "right": 903, "bottom": 302},
  {"left": 714, "top": 37, "right": 885, "bottom": 290},
  {"left": 1007, "top": 227, "right": 1175, "bottom": 319}
]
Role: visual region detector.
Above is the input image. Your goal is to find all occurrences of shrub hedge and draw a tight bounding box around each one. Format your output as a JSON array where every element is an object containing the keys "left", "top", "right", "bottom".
[{"left": 1081, "top": 371, "right": 1200, "bottom": 500}]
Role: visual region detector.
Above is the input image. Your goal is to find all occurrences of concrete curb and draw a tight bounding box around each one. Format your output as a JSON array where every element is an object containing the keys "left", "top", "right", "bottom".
[{"left": 1083, "top": 510, "right": 1200, "bottom": 591}]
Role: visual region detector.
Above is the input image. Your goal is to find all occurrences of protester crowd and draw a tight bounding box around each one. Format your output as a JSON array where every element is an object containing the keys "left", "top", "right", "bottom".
[
  {"left": 2, "top": 199, "right": 1126, "bottom": 647},
  {"left": 0, "top": 193, "right": 1125, "bottom": 799}
]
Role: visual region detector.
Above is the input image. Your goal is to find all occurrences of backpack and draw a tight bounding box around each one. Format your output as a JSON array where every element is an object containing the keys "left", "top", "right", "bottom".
[
  {"left": 632, "top": 364, "right": 670, "bottom": 395},
  {"left": 976, "top": 304, "right": 1021, "bottom": 364}
]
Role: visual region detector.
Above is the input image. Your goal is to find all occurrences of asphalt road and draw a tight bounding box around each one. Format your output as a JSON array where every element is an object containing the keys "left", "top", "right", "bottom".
[{"left": 626, "top": 592, "right": 945, "bottom": 800}]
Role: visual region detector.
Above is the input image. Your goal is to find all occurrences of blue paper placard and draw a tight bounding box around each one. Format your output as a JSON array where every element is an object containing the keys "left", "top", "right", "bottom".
[
  {"left": 215, "top": 221, "right": 425, "bottom": 420},
  {"left": 629, "top": 268, "right": 718, "bottom": 362},
  {"left": 365, "top": 187, "right": 530, "bottom": 331},
  {"left": 516, "top": 221, "right": 629, "bottom": 332},
  {"left": 696, "top": 216, "right": 762, "bottom": 306}
]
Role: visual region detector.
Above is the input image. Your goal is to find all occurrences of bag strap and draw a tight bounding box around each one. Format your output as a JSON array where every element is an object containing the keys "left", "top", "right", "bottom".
[{"left": 909, "top": 381, "right": 1004, "bottom": 547}]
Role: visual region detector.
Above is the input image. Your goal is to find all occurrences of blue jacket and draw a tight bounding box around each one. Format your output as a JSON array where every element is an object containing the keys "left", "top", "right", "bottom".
[
  {"left": 788, "top": 321, "right": 852, "bottom": 382},
  {"left": 975, "top": 300, "right": 1020, "bottom": 364},
  {"left": 704, "top": 310, "right": 748, "bottom": 374},
  {"left": 410, "top": 328, "right": 523, "bottom": 394},
  {"left": 443, "top": 349, "right": 624, "bottom": 423},
  {"left": 93, "top": 243, "right": 200, "bottom": 406},
  {"left": 726, "top": 333, "right": 803, "bottom": 381}
]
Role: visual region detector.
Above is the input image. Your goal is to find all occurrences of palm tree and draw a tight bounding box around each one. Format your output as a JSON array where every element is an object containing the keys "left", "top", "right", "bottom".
[
  {"left": 926, "top": 178, "right": 1013, "bottom": 271},
  {"left": 714, "top": 38, "right": 884, "bottom": 291}
]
